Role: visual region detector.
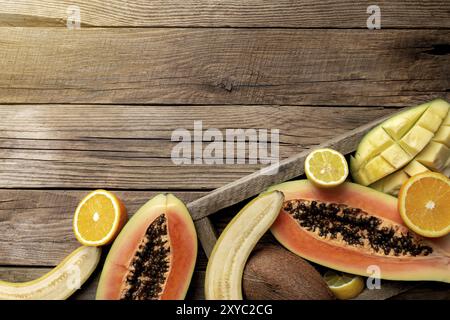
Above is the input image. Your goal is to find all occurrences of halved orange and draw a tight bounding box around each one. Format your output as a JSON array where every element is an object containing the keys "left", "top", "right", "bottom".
[
  {"left": 73, "top": 190, "right": 127, "bottom": 246},
  {"left": 398, "top": 172, "right": 450, "bottom": 238}
]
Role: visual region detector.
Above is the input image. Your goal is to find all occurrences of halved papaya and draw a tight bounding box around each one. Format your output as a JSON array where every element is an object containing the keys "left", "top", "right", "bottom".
[
  {"left": 269, "top": 180, "right": 450, "bottom": 283},
  {"left": 96, "top": 194, "right": 197, "bottom": 300}
]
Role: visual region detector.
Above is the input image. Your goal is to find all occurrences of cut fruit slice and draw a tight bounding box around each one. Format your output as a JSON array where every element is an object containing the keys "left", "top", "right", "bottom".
[
  {"left": 428, "top": 99, "right": 450, "bottom": 119},
  {"left": 73, "top": 190, "right": 127, "bottom": 246},
  {"left": 398, "top": 172, "right": 450, "bottom": 237},
  {"left": 416, "top": 141, "right": 449, "bottom": 172},
  {"left": 352, "top": 127, "right": 395, "bottom": 171},
  {"left": 323, "top": 271, "right": 365, "bottom": 300},
  {"left": 370, "top": 170, "right": 409, "bottom": 196},
  {"left": 269, "top": 180, "right": 450, "bottom": 283},
  {"left": 404, "top": 160, "right": 430, "bottom": 177},
  {"left": 362, "top": 156, "right": 395, "bottom": 185},
  {"left": 444, "top": 111, "right": 450, "bottom": 126},
  {"left": 350, "top": 166, "right": 371, "bottom": 187},
  {"left": 205, "top": 191, "right": 284, "bottom": 300},
  {"left": 382, "top": 103, "right": 429, "bottom": 140},
  {"left": 416, "top": 108, "right": 444, "bottom": 133},
  {"left": 399, "top": 125, "right": 434, "bottom": 156},
  {"left": 305, "top": 149, "right": 348, "bottom": 187},
  {"left": 96, "top": 194, "right": 197, "bottom": 300},
  {"left": 380, "top": 143, "right": 411, "bottom": 169},
  {"left": 433, "top": 126, "right": 450, "bottom": 148},
  {"left": 0, "top": 246, "right": 101, "bottom": 300}
]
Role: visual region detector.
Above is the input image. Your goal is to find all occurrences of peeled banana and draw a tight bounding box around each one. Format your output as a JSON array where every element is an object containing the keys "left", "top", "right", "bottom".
[
  {"left": 0, "top": 246, "right": 101, "bottom": 300},
  {"left": 205, "top": 191, "right": 284, "bottom": 300}
]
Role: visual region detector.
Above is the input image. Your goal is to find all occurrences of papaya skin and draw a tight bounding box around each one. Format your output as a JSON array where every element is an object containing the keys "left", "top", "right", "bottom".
[
  {"left": 269, "top": 180, "right": 450, "bottom": 283},
  {"left": 96, "top": 194, "right": 197, "bottom": 300}
]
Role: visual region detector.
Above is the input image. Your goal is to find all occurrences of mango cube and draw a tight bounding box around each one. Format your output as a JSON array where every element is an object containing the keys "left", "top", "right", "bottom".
[
  {"left": 433, "top": 125, "right": 450, "bottom": 148},
  {"left": 399, "top": 125, "right": 434, "bottom": 156},
  {"left": 382, "top": 104, "right": 428, "bottom": 140},
  {"left": 416, "top": 109, "right": 443, "bottom": 133},
  {"left": 416, "top": 141, "right": 449, "bottom": 172},
  {"left": 353, "top": 127, "right": 394, "bottom": 170},
  {"left": 444, "top": 112, "right": 450, "bottom": 126},
  {"left": 371, "top": 170, "right": 409, "bottom": 196},
  {"left": 380, "top": 144, "right": 411, "bottom": 169},
  {"left": 363, "top": 156, "right": 395, "bottom": 184},
  {"left": 404, "top": 160, "right": 429, "bottom": 177},
  {"left": 428, "top": 99, "right": 450, "bottom": 119}
]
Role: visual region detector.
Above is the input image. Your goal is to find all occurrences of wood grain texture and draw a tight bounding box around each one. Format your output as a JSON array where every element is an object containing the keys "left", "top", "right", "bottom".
[
  {"left": 1, "top": 1, "right": 449, "bottom": 28},
  {"left": 0, "top": 189, "right": 206, "bottom": 266},
  {"left": 0, "top": 28, "right": 448, "bottom": 105},
  {"left": 0, "top": 105, "right": 395, "bottom": 189}
]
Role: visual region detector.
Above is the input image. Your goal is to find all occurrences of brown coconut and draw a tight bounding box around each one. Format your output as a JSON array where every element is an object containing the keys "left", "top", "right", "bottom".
[{"left": 243, "top": 245, "right": 335, "bottom": 300}]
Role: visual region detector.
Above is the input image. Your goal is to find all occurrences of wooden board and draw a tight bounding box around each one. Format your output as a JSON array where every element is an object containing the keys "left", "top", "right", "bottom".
[
  {"left": 1, "top": 1, "right": 449, "bottom": 28},
  {"left": 0, "top": 105, "right": 394, "bottom": 189},
  {"left": 0, "top": 28, "right": 448, "bottom": 105},
  {"left": 1, "top": 0, "right": 448, "bottom": 300}
]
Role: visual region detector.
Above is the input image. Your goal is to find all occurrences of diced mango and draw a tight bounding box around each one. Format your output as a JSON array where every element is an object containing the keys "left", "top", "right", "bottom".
[
  {"left": 416, "top": 109, "right": 443, "bottom": 133},
  {"left": 428, "top": 99, "right": 450, "bottom": 119},
  {"left": 352, "top": 127, "right": 394, "bottom": 171},
  {"left": 404, "top": 160, "right": 429, "bottom": 177},
  {"left": 399, "top": 125, "right": 434, "bottom": 156},
  {"left": 444, "top": 158, "right": 450, "bottom": 177},
  {"left": 444, "top": 112, "right": 450, "bottom": 126},
  {"left": 363, "top": 156, "right": 395, "bottom": 185},
  {"left": 433, "top": 125, "right": 450, "bottom": 148},
  {"left": 416, "top": 141, "right": 450, "bottom": 172},
  {"left": 382, "top": 103, "right": 428, "bottom": 140},
  {"left": 370, "top": 170, "right": 409, "bottom": 196},
  {"left": 351, "top": 168, "right": 371, "bottom": 186},
  {"left": 380, "top": 144, "right": 411, "bottom": 169}
]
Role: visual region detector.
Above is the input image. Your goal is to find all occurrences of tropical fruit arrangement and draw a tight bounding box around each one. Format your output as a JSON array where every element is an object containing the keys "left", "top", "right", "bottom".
[
  {"left": 351, "top": 99, "right": 449, "bottom": 195},
  {"left": 0, "top": 99, "right": 448, "bottom": 300}
]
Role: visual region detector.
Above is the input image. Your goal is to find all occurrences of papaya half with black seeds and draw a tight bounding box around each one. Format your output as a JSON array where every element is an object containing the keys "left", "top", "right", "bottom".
[
  {"left": 96, "top": 194, "right": 197, "bottom": 300},
  {"left": 269, "top": 180, "right": 450, "bottom": 283}
]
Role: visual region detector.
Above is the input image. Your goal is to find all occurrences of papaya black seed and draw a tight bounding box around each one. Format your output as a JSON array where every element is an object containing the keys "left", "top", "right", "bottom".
[
  {"left": 121, "top": 214, "right": 170, "bottom": 300},
  {"left": 283, "top": 199, "right": 433, "bottom": 257}
]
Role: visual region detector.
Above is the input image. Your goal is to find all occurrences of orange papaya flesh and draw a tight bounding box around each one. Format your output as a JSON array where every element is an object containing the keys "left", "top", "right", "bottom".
[
  {"left": 269, "top": 180, "right": 450, "bottom": 283},
  {"left": 96, "top": 194, "right": 197, "bottom": 300}
]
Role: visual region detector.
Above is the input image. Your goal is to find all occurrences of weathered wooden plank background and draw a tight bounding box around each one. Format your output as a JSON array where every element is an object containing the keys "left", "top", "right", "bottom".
[{"left": 0, "top": 0, "right": 449, "bottom": 300}]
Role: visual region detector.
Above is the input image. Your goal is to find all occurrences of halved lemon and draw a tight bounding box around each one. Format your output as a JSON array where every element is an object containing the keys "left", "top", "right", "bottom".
[
  {"left": 73, "top": 190, "right": 127, "bottom": 246},
  {"left": 324, "top": 271, "right": 365, "bottom": 300},
  {"left": 398, "top": 172, "right": 450, "bottom": 238},
  {"left": 305, "top": 148, "right": 349, "bottom": 187}
]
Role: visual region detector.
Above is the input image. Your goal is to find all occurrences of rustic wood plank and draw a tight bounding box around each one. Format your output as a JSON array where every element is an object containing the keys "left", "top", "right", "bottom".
[
  {"left": 0, "top": 28, "right": 448, "bottom": 105},
  {"left": 193, "top": 218, "right": 217, "bottom": 259},
  {"left": 1, "top": 1, "right": 449, "bottom": 28},
  {"left": 0, "top": 105, "right": 399, "bottom": 189},
  {"left": 0, "top": 190, "right": 207, "bottom": 266}
]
